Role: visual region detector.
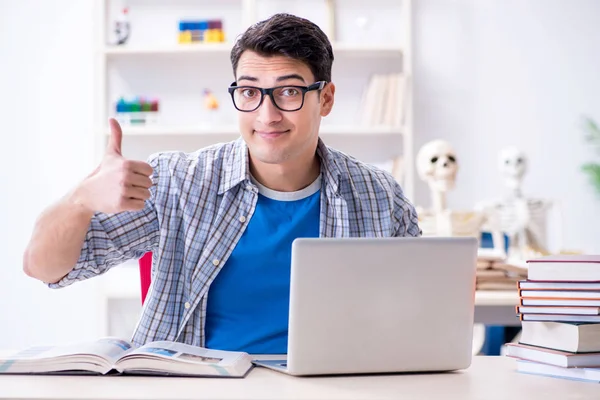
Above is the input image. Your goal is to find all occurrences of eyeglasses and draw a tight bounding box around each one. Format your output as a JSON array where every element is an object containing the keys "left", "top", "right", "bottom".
[{"left": 228, "top": 81, "right": 327, "bottom": 112}]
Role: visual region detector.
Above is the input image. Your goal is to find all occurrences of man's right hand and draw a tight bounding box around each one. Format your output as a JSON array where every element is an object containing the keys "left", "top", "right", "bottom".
[{"left": 75, "top": 118, "right": 154, "bottom": 213}]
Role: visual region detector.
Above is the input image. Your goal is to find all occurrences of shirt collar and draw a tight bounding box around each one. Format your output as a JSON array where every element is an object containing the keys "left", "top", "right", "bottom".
[{"left": 218, "top": 137, "right": 342, "bottom": 195}]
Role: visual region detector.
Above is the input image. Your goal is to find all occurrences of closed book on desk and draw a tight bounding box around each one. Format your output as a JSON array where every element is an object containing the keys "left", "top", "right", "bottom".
[
  {"left": 527, "top": 255, "right": 600, "bottom": 282},
  {"left": 519, "top": 321, "right": 600, "bottom": 353},
  {"left": 516, "top": 359, "right": 600, "bottom": 383},
  {"left": 506, "top": 343, "right": 600, "bottom": 368},
  {"left": 0, "top": 338, "right": 253, "bottom": 377}
]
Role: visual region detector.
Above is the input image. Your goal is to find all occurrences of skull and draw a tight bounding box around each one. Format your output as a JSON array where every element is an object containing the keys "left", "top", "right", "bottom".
[
  {"left": 416, "top": 139, "right": 458, "bottom": 193},
  {"left": 498, "top": 147, "right": 527, "bottom": 181}
]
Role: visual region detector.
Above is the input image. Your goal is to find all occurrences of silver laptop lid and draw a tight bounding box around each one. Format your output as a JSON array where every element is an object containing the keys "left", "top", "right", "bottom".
[{"left": 286, "top": 237, "right": 478, "bottom": 375}]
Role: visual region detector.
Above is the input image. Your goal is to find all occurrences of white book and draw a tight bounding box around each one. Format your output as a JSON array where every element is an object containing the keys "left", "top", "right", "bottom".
[
  {"left": 522, "top": 298, "right": 600, "bottom": 307},
  {"left": 383, "top": 73, "right": 397, "bottom": 126},
  {"left": 519, "top": 280, "right": 600, "bottom": 290},
  {"left": 517, "top": 305, "right": 600, "bottom": 315},
  {"left": 527, "top": 254, "right": 600, "bottom": 282},
  {"left": 0, "top": 337, "right": 253, "bottom": 377},
  {"left": 506, "top": 343, "right": 600, "bottom": 368},
  {"left": 371, "top": 74, "right": 389, "bottom": 126},
  {"left": 520, "top": 290, "right": 600, "bottom": 299},
  {"left": 519, "top": 321, "right": 600, "bottom": 353},
  {"left": 516, "top": 359, "right": 600, "bottom": 383},
  {"left": 393, "top": 74, "right": 408, "bottom": 128},
  {"left": 521, "top": 313, "right": 600, "bottom": 323}
]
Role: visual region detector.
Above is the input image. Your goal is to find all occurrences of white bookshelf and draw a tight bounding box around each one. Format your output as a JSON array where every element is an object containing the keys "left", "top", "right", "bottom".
[{"left": 94, "top": 0, "right": 414, "bottom": 335}]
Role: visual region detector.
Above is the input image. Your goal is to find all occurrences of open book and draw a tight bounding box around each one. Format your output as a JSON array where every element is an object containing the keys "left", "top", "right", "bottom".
[{"left": 0, "top": 338, "right": 253, "bottom": 377}]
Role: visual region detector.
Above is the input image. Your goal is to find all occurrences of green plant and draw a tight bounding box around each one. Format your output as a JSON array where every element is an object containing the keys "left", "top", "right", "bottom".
[{"left": 582, "top": 117, "right": 600, "bottom": 195}]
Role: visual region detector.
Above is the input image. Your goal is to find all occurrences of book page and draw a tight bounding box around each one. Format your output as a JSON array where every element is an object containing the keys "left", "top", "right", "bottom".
[
  {"left": 126, "top": 341, "right": 246, "bottom": 367},
  {"left": 3, "top": 338, "right": 132, "bottom": 363},
  {"left": 114, "top": 341, "right": 254, "bottom": 377}
]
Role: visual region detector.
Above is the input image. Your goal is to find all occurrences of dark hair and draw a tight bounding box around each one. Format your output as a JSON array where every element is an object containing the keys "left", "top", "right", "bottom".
[{"left": 230, "top": 13, "right": 334, "bottom": 83}]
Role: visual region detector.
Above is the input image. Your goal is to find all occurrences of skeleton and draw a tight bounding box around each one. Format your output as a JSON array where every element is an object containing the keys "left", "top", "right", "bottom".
[
  {"left": 498, "top": 147, "right": 527, "bottom": 199},
  {"left": 476, "top": 147, "right": 556, "bottom": 259},
  {"left": 416, "top": 140, "right": 506, "bottom": 257}
]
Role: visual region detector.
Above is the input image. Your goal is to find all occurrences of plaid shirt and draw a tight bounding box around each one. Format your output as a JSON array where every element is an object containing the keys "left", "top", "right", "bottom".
[{"left": 50, "top": 137, "right": 421, "bottom": 347}]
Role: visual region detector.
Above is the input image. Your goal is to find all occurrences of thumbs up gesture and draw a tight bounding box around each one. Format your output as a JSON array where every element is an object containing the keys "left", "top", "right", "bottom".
[{"left": 77, "top": 119, "right": 154, "bottom": 214}]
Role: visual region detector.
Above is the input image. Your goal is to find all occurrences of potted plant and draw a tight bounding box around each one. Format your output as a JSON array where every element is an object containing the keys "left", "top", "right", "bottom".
[{"left": 582, "top": 117, "right": 600, "bottom": 196}]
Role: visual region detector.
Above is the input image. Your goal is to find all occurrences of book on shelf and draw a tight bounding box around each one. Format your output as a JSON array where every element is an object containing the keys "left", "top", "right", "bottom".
[
  {"left": 526, "top": 254, "right": 600, "bottom": 282},
  {"left": 506, "top": 343, "right": 600, "bottom": 368},
  {"left": 358, "top": 72, "right": 408, "bottom": 127},
  {"left": 0, "top": 337, "right": 253, "bottom": 377}
]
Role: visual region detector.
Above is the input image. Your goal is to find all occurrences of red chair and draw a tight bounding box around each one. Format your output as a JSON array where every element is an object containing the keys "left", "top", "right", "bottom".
[{"left": 139, "top": 252, "right": 153, "bottom": 304}]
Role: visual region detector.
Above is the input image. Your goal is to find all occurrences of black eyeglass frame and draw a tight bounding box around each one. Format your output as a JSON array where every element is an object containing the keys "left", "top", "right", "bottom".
[{"left": 227, "top": 81, "right": 327, "bottom": 112}]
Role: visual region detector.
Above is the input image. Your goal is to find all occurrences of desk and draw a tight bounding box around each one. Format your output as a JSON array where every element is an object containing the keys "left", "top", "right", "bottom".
[{"left": 0, "top": 357, "right": 597, "bottom": 400}]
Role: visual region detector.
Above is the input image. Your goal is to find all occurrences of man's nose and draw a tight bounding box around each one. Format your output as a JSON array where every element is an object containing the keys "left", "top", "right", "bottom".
[{"left": 256, "top": 95, "right": 283, "bottom": 124}]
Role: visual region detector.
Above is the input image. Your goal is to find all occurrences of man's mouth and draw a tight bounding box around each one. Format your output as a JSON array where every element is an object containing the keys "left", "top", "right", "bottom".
[{"left": 254, "top": 130, "right": 290, "bottom": 139}]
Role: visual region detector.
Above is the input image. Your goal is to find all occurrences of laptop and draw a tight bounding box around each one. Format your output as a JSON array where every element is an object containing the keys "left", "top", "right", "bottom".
[{"left": 253, "top": 236, "right": 478, "bottom": 376}]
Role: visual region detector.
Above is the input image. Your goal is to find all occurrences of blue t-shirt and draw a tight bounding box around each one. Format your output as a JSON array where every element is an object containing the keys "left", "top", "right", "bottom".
[{"left": 205, "top": 175, "right": 321, "bottom": 354}]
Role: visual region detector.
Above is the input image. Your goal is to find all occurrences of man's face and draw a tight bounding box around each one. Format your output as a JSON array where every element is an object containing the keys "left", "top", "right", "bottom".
[{"left": 234, "top": 51, "right": 335, "bottom": 166}]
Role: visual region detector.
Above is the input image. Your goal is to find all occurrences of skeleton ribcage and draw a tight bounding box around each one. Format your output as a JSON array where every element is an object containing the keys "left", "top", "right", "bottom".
[{"left": 494, "top": 198, "right": 551, "bottom": 248}]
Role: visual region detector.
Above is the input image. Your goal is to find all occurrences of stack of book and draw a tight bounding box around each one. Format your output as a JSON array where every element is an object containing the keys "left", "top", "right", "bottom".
[
  {"left": 476, "top": 255, "right": 527, "bottom": 290},
  {"left": 505, "top": 254, "right": 600, "bottom": 382}
]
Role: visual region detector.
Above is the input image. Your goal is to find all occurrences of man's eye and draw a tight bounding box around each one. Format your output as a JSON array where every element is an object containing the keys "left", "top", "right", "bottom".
[
  {"left": 242, "top": 89, "right": 258, "bottom": 97},
  {"left": 281, "top": 88, "right": 300, "bottom": 96}
]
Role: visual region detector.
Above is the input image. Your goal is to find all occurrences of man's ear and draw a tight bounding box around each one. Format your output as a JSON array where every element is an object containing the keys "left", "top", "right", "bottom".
[{"left": 319, "top": 82, "right": 335, "bottom": 117}]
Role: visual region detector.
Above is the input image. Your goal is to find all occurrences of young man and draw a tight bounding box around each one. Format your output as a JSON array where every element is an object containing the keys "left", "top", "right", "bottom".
[{"left": 23, "top": 13, "right": 420, "bottom": 354}]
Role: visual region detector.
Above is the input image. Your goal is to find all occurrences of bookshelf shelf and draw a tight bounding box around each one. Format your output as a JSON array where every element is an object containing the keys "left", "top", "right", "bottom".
[
  {"left": 112, "top": 125, "right": 405, "bottom": 166},
  {"left": 102, "top": 43, "right": 403, "bottom": 58},
  {"left": 110, "top": 125, "right": 403, "bottom": 137},
  {"left": 102, "top": 43, "right": 233, "bottom": 56}
]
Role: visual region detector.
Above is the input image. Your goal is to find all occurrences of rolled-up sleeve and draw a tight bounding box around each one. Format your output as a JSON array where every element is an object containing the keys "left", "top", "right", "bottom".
[
  {"left": 48, "top": 156, "right": 161, "bottom": 288},
  {"left": 392, "top": 182, "right": 422, "bottom": 237}
]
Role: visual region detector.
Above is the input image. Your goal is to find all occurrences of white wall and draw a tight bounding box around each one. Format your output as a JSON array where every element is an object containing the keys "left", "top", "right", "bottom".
[
  {"left": 0, "top": 0, "right": 599, "bottom": 350},
  {"left": 0, "top": 0, "right": 104, "bottom": 348},
  {"left": 413, "top": 0, "right": 600, "bottom": 253}
]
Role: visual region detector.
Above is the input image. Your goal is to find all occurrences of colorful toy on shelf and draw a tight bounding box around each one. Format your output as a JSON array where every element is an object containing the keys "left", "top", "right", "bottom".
[
  {"left": 203, "top": 89, "right": 219, "bottom": 111},
  {"left": 115, "top": 97, "right": 159, "bottom": 125},
  {"left": 178, "top": 19, "right": 225, "bottom": 44},
  {"left": 113, "top": 7, "right": 131, "bottom": 45}
]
